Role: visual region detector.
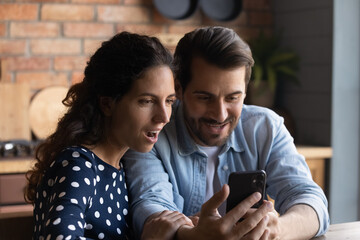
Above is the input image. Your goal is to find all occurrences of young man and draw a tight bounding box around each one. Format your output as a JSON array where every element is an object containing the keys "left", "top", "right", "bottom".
[{"left": 124, "top": 26, "right": 329, "bottom": 239}]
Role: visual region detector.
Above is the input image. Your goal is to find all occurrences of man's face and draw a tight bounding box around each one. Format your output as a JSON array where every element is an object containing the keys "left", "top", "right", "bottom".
[{"left": 178, "top": 57, "right": 246, "bottom": 146}]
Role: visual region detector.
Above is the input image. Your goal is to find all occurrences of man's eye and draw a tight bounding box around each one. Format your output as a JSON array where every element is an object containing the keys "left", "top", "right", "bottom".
[
  {"left": 197, "top": 95, "right": 210, "bottom": 101},
  {"left": 139, "top": 99, "right": 154, "bottom": 105}
]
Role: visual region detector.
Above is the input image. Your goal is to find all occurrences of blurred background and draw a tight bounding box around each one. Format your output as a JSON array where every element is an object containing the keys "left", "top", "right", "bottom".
[{"left": 0, "top": 0, "right": 359, "bottom": 238}]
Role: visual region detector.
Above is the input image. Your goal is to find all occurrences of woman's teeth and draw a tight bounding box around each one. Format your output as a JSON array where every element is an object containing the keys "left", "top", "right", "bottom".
[{"left": 147, "top": 131, "right": 158, "bottom": 138}]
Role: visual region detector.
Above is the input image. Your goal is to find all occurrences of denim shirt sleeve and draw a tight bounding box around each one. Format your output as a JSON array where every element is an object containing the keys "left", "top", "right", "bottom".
[
  {"left": 240, "top": 105, "right": 330, "bottom": 236},
  {"left": 123, "top": 140, "right": 181, "bottom": 238}
]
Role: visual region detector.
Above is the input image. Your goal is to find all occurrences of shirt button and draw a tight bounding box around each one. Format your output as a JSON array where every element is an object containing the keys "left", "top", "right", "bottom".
[{"left": 222, "top": 165, "right": 228, "bottom": 171}]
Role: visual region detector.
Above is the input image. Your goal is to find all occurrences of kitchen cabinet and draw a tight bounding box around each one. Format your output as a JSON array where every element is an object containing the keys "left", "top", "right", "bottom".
[{"left": 297, "top": 146, "right": 332, "bottom": 192}]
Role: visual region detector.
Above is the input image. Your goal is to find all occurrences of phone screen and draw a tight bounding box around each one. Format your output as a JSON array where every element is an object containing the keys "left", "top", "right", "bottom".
[{"left": 226, "top": 170, "right": 267, "bottom": 213}]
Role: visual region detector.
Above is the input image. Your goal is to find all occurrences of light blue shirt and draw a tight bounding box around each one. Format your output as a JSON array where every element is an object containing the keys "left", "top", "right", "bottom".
[{"left": 123, "top": 103, "right": 330, "bottom": 238}]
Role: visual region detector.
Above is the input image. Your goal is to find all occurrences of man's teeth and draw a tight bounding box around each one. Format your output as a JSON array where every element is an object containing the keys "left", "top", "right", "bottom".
[{"left": 208, "top": 124, "right": 224, "bottom": 128}]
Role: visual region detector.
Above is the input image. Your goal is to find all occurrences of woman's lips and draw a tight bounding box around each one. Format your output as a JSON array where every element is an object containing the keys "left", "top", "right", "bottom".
[{"left": 144, "top": 130, "right": 160, "bottom": 143}]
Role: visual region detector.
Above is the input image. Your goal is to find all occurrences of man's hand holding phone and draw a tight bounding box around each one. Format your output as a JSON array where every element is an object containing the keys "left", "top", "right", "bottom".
[{"left": 176, "top": 184, "right": 273, "bottom": 240}]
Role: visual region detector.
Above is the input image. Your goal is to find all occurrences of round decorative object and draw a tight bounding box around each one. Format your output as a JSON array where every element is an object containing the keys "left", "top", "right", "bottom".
[
  {"left": 154, "top": 0, "right": 198, "bottom": 20},
  {"left": 29, "top": 86, "right": 68, "bottom": 139},
  {"left": 199, "top": 0, "right": 242, "bottom": 21}
]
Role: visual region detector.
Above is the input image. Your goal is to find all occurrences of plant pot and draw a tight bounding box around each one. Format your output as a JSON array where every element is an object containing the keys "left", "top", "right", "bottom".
[{"left": 247, "top": 81, "right": 275, "bottom": 108}]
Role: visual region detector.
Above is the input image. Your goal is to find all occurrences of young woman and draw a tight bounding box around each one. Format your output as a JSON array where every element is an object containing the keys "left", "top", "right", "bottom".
[{"left": 25, "top": 32, "right": 192, "bottom": 240}]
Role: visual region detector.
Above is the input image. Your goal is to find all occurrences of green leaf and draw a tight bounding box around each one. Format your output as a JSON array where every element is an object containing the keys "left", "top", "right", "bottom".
[
  {"left": 249, "top": 31, "right": 300, "bottom": 89},
  {"left": 253, "top": 65, "right": 263, "bottom": 87},
  {"left": 266, "top": 66, "right": 277, "bottom": 91},
  {"left": 268, "top": 52, "right": 298, "bottom": 65}
]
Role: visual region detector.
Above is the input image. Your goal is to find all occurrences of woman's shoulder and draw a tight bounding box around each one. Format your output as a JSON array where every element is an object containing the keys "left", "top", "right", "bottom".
[{"left": 49, "top": 146, "right": 98, "bottom": 176}]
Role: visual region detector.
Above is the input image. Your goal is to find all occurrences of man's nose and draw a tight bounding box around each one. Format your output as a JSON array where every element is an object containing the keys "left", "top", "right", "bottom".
[{"left": 209, "top": 100, "right": 228, "bottom": 123}]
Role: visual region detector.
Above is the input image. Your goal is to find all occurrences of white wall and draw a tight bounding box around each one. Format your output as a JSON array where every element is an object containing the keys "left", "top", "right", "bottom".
[{"left": 330, "top": 0, "right": 360, "bottom": 223}]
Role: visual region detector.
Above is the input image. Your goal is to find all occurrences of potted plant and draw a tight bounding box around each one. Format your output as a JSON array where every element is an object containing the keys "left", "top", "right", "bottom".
[{"left": 247, "top": 31, "right": 299, "bottom": 108}]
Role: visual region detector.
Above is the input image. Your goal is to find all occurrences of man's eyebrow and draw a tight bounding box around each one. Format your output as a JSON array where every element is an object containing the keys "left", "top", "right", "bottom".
[
  {"left": 192, "top": 90, "right": 244, "bottom": 95},
  {"left": 192, "top": 90, "right": 212, "bottom": 95}
]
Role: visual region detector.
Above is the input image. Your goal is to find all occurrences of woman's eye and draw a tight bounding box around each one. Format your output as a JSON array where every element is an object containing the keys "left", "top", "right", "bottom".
[
  {"left": 139, "top": 99, "right": 154, "bottom": 105},
  {"left": 227, "top": 95, "right": 241, "bottom": 102},
  {"left": 166, "top": 98, "right": 176, "bottom": 106}
]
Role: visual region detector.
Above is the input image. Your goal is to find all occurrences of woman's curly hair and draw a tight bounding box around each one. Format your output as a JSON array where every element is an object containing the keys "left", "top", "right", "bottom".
[{"left": 24, "top": 32, "right": 173, "bottom": 203}]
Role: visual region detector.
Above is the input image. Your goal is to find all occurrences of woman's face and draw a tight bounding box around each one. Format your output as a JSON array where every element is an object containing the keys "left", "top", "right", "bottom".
[{"left": 107, "top": 65, "right": 175, "bottom": 153}]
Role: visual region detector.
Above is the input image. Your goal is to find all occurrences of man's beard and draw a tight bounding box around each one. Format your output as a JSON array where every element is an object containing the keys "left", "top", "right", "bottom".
[{"left": 183, "top": 107, "right": 237, "bottom": 146}]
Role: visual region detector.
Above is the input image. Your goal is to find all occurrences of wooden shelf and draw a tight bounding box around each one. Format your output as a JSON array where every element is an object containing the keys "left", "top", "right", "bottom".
[
  {"left": 297, "top": 146, "right": 332, "bottom": 191},
  {"left": 0, "top": 157, "right": 34, "bottom": 174},
  {"left": 297, "top": 146, "right": 332, "bottom": 159},
  {"left": 0, "top": 204, "right": 33, "bottom": 219}
]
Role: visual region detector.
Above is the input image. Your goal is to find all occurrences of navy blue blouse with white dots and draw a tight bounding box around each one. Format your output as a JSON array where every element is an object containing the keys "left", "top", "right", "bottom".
[{"left": 33, "top": 146, "right": 130, "bottom": 240}]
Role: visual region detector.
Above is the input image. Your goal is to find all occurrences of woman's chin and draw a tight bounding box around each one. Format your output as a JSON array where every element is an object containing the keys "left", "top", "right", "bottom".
[{"left": 131, "top": 144, "right": 154, "bottom": 153}]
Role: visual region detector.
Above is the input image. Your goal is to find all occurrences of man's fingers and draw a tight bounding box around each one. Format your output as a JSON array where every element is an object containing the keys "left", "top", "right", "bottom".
[
  {"left": 235, "top": 201, "right": 273, "bottom": 236},
  {"left": 200, "top": 184, "right": 229, "bottom": 217},
  {"left": 243, "top": 215, "right": 270, "bottom": 240},
  {"left": 222, "top": 192, "right": 262, "bottom": 225}
]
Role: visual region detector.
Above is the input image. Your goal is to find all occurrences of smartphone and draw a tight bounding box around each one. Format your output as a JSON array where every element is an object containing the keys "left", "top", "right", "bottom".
[{"left": 226, "top": 170, "right": 267, "bottom": 213}]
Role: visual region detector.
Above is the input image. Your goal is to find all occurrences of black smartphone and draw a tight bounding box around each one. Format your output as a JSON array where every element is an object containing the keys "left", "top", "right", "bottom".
[{"left": 226, "top": 170, "right": 267, "bottom": 213}]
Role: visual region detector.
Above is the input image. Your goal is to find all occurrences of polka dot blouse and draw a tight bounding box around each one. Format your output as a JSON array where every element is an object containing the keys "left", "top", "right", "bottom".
[{"left": 33, "top": 146, "right": 130, "bottom": 240}]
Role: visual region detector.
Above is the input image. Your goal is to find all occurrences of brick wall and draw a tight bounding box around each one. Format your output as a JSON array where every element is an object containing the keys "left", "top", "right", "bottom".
[{"left": 0, "top": 0, "right": 273, "bottom": 93}]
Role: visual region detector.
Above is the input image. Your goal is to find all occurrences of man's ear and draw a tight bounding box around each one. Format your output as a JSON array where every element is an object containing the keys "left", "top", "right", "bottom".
[
  {"left": 99, "top": 96, "right": 114, "bottom": 117},
  {"left": 175, "top": 80, "right": 183, "bottom": 100}
]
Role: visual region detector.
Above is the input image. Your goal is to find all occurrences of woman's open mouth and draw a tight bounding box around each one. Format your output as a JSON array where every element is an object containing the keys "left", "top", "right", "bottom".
[{"left": 145, "top": 130, "right": 160, "bottom": 143}]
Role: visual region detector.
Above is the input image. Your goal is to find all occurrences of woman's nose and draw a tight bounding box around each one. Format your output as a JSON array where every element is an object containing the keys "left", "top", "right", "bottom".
[{"left": 153, "top": 105, "right": 171, "bottom": 124}]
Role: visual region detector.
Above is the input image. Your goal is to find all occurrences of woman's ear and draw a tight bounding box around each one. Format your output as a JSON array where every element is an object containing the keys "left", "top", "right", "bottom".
[
  {"left": 99, "top": 96, "right": 114, "bottom": 117},
  {"left": 175, "top": 80, "right": 183, "bottom": 100}
]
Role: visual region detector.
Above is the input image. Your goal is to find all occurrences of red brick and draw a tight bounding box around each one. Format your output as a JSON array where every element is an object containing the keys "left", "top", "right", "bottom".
[
  {"left": 98, "top": 6, "right": 150, "bottom": 23},
  {"left": 116, "top": 24, "right": 164, "bottom": 35},
  {"left": 84, "top": 39, "right": 106, "bottom": 55},
  {"left": 0, "top": 72, "right": 12, "bottom": 83},
  {"left": 203, "top": 11, "right": 247, "bottom": 27},
  {"left": 54, "top": 56, "right": 88, "bottom": 71},
  {"left": 124, "top": 0, "right": 152, "bottom": 5},
  {"left": 72, "top": 0, "right": 118, "bottom": 3},
  {"left": 154, "top": 33, "right": 183, "bottom": 50},
  {"left": 31, "top": 39, "right": 81, "bottom": 55},
  {"left": 243, "top": 0, "right": 272, "bottom": 10},
  {"left": 2, "top": 57, "right": 51, "bottom": 71},
  {"left": 16, "top": 72, "right": 68, "bottom": 90},
  {"left": 248, "top": 11, "right": 273, "bottom": 26},
  {"left": 15, "top": 0, "right": 68, "bottom": 2},
  {"left": 10, "top": 22, "right": 59, "bottom": 38},
  {"left": 64, "top": 23, "right": 114, "bottom": 38},
  {"left": 0, "top": 4, "right": 38, "bottom": 20},
  {"left": 71, "top": 71, "right": 84, "bottom": 85},
  {"left": 0, "top": 23, "right": 6, "bottom": 37},
  {"left": 235, "top": 27, "right": 261, "bottom": 41},
  {"left": 41, "top": 4, "right": 94, "bottom": 21},
  {"left": 0, "top": 40, "right": 26, "bottom": 55},
  {"left": 168, "top": 25, "right": 200, "bottom": 35},
  {"left": 0, "top": 59, "right": 12, "bottom": 83}
]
